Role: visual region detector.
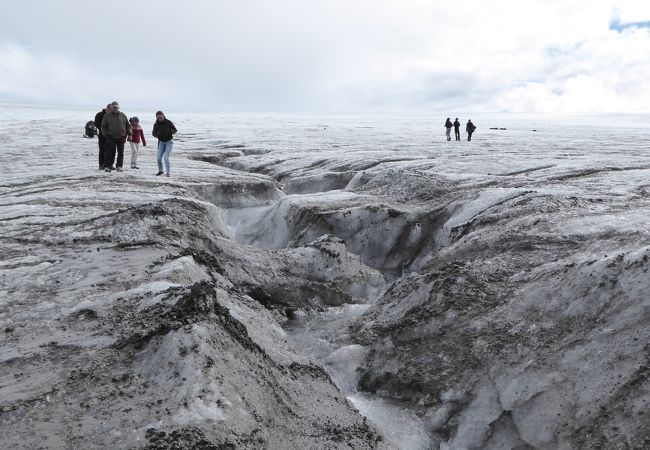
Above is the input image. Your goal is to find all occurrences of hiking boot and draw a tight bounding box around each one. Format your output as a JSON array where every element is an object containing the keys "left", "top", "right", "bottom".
[
  {"left": 116, "top": 167, "right": 123, "bottom": 172},
  {"left": 132, "top": 166, "right": 140, "bottom": 169},
  {"left": 156, "top": 171, "right": 164, "bottom": 176},
  {"left": 166, "top": 173, "right": 170, "bottom": 177},
  {"left": 105, "top": 168, "right": 111, "bottom": 172}
]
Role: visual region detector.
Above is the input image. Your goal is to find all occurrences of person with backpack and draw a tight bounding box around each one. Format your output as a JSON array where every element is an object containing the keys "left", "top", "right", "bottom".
[
  {"left": 466, "top": 119, "right": 477, "bottom": 141},
  {"left": 152, "top": 110, "right": 177, "bottom": 177},
  {"left": 101, "top": 101, "right": 132, "bottom": 172},
  {"left": 444, "top": 118, "right": 453, "bottom": 141},
  {"left": 84, "top": 121, "right": 97, "bottom": 138},
  {"left": 453, "top": 118, "right": 461, "bottom": 141},
  {"left": 127, "top": 117, "right": 146, "bottom": 169},
  {"left": 94, "top": 104, "right": 111, "bottom": 170}
]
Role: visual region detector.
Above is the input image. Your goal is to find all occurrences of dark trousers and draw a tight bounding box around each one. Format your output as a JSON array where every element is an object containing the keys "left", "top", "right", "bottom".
[
  {"left": 104, "top": 136, "right": 126, "bottom": 168},
  {"left": 467, "top": 132, "right": 473, "bottom": 141},
  {"left": 454, "top": 129, "right": 460, "bottom": 141},
  {"left": 98, "top": 134, "right": 107, "bottom": 167}
]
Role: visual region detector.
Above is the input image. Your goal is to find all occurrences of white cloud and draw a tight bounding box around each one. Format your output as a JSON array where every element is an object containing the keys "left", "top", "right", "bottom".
[
  {"left": 614, "top": 0, "right": 650, "bottom": 23},
  {"left": 1, "top": 0, "right": 650, "bottom": 112},
  {"left": 0, "top": 41, "right": 203, "bottom": 111}
]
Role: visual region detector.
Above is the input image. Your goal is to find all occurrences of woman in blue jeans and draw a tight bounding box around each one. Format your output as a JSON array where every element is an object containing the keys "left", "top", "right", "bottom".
[{"left": 152, "top": 111, "right": 177, "bottom": 176}]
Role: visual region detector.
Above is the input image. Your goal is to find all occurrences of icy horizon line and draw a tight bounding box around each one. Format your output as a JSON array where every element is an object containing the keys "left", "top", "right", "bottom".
[{"left": 1, "top": 100, "right": 649, "bottom": 117}]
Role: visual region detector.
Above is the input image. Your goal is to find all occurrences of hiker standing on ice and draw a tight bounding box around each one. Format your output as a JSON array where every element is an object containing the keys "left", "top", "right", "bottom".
[
  {"left": 453, "top": 118, "right": 461, "bottom": 141},
  {"left": 94, "top": 103, "right": 111, "bottom": 170},
  {"left": 466, "top": 119, "right": 476, "bottom": 141},
  {"left": 127, "top": 117, "right": 146, "bottom": 169},
  {"left": 444, "top": 118, "right": 453, "bottom": 141},
  {"left": 152, "top": 111, "right": 177, "bottom": 177},
  {"left": 101, "top": 101, "right": 132, "bottom": 172}
]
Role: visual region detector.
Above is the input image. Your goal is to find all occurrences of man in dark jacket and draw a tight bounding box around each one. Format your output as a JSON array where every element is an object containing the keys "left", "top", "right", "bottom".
[
  {"left": 94, "top": 104, "right": 111, "bottom": 170},
  {"left": 466, "top": 120, "right": 476, "bottom": 141},
  {"left": 152, "top": 111, "right": 177, "bottom": 177},
  {"left": 101, "top": 101, "right": 132, "bottom": 172},
  {"left": 453, "top": 118, "right": 461, "bottom": 141}
]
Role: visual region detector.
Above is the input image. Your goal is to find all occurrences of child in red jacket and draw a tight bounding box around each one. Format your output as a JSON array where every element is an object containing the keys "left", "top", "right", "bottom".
[{"left": 127, "top": 117, "right": 146, "bottom": 169}]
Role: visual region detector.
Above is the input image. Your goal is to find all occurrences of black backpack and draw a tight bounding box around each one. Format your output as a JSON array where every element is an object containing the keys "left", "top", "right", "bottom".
[{"left": 84, "top": 121, "right": 96, "bottom": 138}]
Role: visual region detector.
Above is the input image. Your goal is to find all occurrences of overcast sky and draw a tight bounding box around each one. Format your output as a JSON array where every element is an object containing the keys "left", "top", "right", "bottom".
[{"left": 1, "top": 0, "right": 650, "bottom": 113}]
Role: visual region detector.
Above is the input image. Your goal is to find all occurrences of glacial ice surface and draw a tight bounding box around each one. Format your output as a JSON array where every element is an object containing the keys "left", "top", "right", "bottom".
[{"left": 2, "top": 105, "right": 650, "bottom": 449}]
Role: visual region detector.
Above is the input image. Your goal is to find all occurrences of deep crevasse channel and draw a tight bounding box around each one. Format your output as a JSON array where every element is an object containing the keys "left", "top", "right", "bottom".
[{"left": 284, "top": 304, "right": 432, "bottom": 450}]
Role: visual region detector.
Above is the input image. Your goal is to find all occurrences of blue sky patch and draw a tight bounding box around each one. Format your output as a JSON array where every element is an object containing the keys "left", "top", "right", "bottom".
[{"left": 609, "top": 17, "right": 650, "bottom": 32}]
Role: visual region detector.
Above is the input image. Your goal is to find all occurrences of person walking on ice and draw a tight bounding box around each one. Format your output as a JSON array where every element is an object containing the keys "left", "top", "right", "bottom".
[
  {"left": 466, "top": 119, "right": 476, "bottom": 141},
  {"left": 453, "top": 118, "right": 461, "bottom": 141},
  {"left": 444, "top": 118, "right": 453, "bottom": 141},
  {"left": 101, "top": 101, "right": 132, "bottom": 172},
  {"left": 152, "top": 111, "right": 177, "bottom": 177},
  {"left": 127, "top": 117, "right": 146, "bottom": 169},
  {"left": 94, "top": 104, "right": 111, "bottom": 170}
]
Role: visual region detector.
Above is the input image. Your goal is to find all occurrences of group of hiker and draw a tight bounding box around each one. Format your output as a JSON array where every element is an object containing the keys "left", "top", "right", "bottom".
[
  {"left": 444, "top": 118, "right": 476, "bottom": 141},
  {"left": 89, "top": 101, "right": 177, "bottom": 177},
  {"left": 89, "top": 107, "right": 477, "bottom": 173}
]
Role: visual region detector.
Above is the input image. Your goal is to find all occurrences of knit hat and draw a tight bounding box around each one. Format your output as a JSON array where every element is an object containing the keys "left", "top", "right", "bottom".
[{"left": 130, "top": 116, "right": 139, "bottom": 123}]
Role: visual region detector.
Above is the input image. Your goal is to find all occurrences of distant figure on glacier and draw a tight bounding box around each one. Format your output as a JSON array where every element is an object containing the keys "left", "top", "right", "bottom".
[
  {"left": 152, "top": 111, "right": 177, "bottom": 177},
  {"left": 466, "top": 119, "right": 476, "bottom": 141},
  {"left": 444, "top": 118, "right": 453, "bottom": 141},
  {"left": 101, "top": 101, "right": 132, "bottom": 172},
  {"left": 94, "top": 104, "right": 111, "bottom": 170},
  {"left": 453, "top": 118, "right": 461, "bottom": 141}
]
